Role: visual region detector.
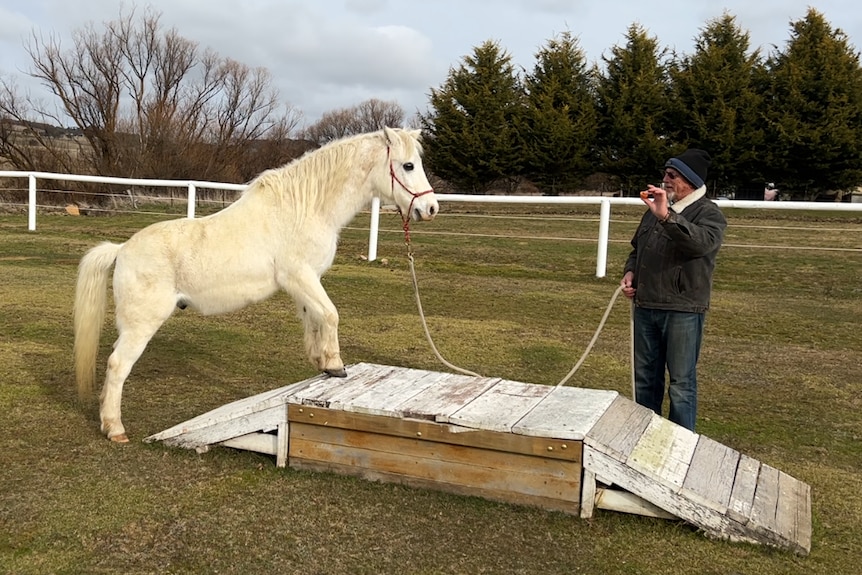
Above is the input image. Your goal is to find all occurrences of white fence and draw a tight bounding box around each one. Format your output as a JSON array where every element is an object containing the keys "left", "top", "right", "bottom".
[
  {"left": 2, "top": 170, "right": 861, "bottom": 278},
  {"left": 0, "top": 170, "right": 246, "bottom": 229}
]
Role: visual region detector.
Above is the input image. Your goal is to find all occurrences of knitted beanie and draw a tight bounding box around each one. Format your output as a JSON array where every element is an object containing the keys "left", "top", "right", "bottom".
[{"left": 665, "top": 149, "right": 711, "bottom": 189}]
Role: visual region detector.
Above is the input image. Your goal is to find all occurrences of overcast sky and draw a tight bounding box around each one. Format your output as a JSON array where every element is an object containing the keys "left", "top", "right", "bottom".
[{"left": 1, "top": 0, "right": 860, "bottom": 127}]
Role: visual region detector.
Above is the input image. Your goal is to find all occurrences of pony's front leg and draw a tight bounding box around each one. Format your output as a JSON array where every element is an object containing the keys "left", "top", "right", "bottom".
[
  {"left": 302, "top": 306, "right": 346, "bottom": 377},
  {"left": 284, "top": 272, "right": 346, "bottom": 377}
]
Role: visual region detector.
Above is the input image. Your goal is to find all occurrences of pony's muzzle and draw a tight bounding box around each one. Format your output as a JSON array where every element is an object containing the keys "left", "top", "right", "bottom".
[{"left": 414, "top": 199, "right": 439, "bottom": 221}]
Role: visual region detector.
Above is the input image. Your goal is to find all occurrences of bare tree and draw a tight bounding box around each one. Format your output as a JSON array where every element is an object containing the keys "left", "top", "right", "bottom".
[
  {"left": 236, "top": 110, "right": 313, "bottom": 182},
  {"left": 19, "top": 21, "right": 127, "bottom": 174},
  {"left": 0, "top": 79, "right": 75, "bottom": 172},
  {"left": 0, "top": 5, "right": 302, "bottom": 186},
  {"left": 355, "top": 98, "right": 405, "bottom": 131},
  {"left": 303, "top": 98, "right": 404, "bottom": 145}
]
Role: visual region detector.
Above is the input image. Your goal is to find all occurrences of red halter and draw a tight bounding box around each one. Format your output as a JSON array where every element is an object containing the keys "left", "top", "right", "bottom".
[{"left": 386, "top": 146, "right": 434, "bottom": 243}]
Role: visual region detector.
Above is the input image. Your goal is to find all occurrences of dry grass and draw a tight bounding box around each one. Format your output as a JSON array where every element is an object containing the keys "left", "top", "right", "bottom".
[{"left": 1, "top": 203, "right": 860, "bottom": 574}]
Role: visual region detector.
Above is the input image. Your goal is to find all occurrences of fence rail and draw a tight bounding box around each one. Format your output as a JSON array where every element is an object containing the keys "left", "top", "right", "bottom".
[{"left": 2, "top": 170, "right": 861, "bottom": 277}]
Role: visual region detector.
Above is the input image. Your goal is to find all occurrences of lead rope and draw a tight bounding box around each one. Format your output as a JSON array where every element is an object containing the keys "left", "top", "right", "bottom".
[
  {"left": 630, "top": 297, "right": 636, "bottom": 399},
  {"left": 554, "top": 284, "right": 626, "bottom": 388},
  {"left": 406, "top": 247, "right": 482, "bottom": 377},
  {"left": 404, "top": 229, "right": 633, "bottom": 390},
  {"left": 387, "top": 148, "right": 470, "bottom": 374}
]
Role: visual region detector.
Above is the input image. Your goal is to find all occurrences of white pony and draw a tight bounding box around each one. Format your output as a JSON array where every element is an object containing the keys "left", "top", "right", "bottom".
[{"left": 74, "top": 127, "right": 438, "bottom": 442}]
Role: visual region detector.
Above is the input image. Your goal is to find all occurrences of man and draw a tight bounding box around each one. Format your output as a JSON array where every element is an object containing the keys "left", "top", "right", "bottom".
[{"left": 620, "top": 149, "right": 727, "bottom": 431}]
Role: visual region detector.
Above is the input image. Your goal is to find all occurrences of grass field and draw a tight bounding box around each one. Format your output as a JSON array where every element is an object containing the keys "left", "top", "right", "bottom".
[{"left": 1, "top": 202, "right": 860, "bottom": 575}]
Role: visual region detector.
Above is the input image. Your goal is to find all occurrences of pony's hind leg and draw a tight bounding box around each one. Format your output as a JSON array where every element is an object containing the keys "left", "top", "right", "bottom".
[
  {"left": 100, "top": 302, "right": 173, "bottom": 442},
  {"left": 99, "top": 330, "right": 154, "bottom": 442}
]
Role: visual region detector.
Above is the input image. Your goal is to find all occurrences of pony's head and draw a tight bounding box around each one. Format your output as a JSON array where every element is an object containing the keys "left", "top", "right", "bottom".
[{"left": 380, "top": 127, "right": 438, "bottom": 222}]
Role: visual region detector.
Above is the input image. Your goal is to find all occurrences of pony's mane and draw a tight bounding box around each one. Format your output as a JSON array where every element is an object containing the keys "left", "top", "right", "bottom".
[{"left": 243, "top": 129, "right": 420, "bottom": 208}]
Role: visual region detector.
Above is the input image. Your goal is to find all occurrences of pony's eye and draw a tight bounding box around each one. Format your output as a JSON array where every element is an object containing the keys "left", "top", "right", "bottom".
[{"left": 403, "top": 162, "right": 414, "bottom": 171}]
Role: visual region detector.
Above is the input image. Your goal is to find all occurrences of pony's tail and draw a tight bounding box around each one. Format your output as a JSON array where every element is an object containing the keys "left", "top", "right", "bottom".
[{"left": 74, "top": 242, "right": 122, "bottom": 399}]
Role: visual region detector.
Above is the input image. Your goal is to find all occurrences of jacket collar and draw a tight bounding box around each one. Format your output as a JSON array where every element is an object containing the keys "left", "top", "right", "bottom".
[{"left": 671, "top": 185, "right": 706, "bottom": 213}]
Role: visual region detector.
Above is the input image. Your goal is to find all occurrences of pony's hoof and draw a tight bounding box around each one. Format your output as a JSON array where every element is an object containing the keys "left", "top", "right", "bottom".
[
  {"left": 325, "top": 367, "right": 348, "bottom": 378},
  {"left": 109, "top": 433, "right": 129, "bottom": 443}
]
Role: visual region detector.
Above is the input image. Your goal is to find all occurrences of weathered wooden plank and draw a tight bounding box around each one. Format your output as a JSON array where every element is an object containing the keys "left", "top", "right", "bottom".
[
  {"left": 512, "top": 386, "right": 617, "bottom": 441},
  {"left": 282, "top": 374, "right": 352, "bottom": 407},
  {"left": 584, "top": 445, "right": 758, "bottom": 545},
  {"left": 584, "top": 395, "right": 652, "bottom": 461},
  {"left": 727, "top": 454, "right": 761, "bottom": 524},
  {"left": 289, "top": 432, "right": 580, "bottom": 510},
  {"left": 220, "top": 432, "right": 278, "bottom": 455},
  {"left": 580, "top": 469, "right": 597, "bottom": 519},
  {"left": 150, "top": 405, "right": 285, "bottom": 450},
  {"left": 627, "top": 414, "right": 698, "bottom": 488},
  {"left": 681, "top": 435, "right": 740, "bottom": 513},
  {"left": 315, "top": 364, "right": 405, "bottom": 408},
  {"left": 777, "top": 470, "right": 812, "bottom": 553},
  {"left": 335, "top": 369, "right": 452, "bottom": 417},
  {"left": 287, "top": 405, "right": 581, "bottom": 462},
  {"left": 290, "top": 422, "right": 580, "bottom": 489},
  {"left": 289, "top": 363, "right": 397, "bottom": 407},
  {"left": 397, "top": 373, "right": 501, "bottom": 421},
  {"left": 447, "top": 379, "right": 553, "bottom": 432},
  {"left": 749, "top": 463, "right": 780, "bottom": 535},
  {"left": 775, "top": 471, "right": 798, "bottom": 545},
  {"left": 276, "top": 422, "right": 288, "bottom": 468},
  {"left": 290, "top": 458, "right": 580, "bottom": 515},
  {"left": 595, "top": 488, "right": 677, "bottom": 520},
  {"left": 747, "top": 464, "right": 812, "bottom": 555},
  {"left": 796, "top": 481, "right": 812, "bottom": 555},
  {"left": 143, "top": 378, "right": 311, "bottom": 443}
]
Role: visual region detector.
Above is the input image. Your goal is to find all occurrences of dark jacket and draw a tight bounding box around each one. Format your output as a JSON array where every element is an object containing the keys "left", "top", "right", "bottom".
[{"left": 624, "top": 196, "right": 727, "bottom": 313}]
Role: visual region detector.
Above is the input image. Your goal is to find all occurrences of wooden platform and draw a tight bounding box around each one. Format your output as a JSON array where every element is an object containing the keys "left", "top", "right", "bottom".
[{"left": 145, "top": 362, "right": 812, "bottom": 555}]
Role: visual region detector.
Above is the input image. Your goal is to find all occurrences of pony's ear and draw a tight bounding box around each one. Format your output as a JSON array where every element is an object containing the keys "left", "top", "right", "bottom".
[{"left": 383, "top": 126, "right": 398, "bottom": 147}]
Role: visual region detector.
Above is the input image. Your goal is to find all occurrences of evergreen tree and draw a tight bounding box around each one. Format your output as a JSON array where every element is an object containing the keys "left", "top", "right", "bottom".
[
  {"left": 421, "top": 41, "right": 525, "bottom": 193},
  {"left": 670, "top": 12, "right": 766, "bottom": 196},
  {"left": 522, "top": 31, "right": 598, "bottom": 194},
  {"left": 594, "top": 24, "right": 674, "bottom": 194},
  {"left": 765, "top": 8, "right": 862, "bottom": 199}
]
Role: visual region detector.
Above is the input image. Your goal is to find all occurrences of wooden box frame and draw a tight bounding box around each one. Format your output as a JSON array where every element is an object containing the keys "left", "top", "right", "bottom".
[{"left": 287, "top": 404, "right": 583, "bottom": 514}]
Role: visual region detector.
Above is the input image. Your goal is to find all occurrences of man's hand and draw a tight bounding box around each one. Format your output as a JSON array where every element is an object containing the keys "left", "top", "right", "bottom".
[
  {"left": 620, "top": 271, "right": 635, "bottom": 299},
  {"left": 639, "top": 184, "right": 670, "bottom": 221}
]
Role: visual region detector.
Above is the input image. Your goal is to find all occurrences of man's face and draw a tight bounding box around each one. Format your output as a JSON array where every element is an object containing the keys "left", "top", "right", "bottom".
[{"left": 662, "top": 167, "right": 693, "bottom": 200}]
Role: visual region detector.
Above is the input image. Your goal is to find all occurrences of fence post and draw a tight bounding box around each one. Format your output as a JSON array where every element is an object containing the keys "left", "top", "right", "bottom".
[
  {"left": 187, "top": 184, "right": 196, "bottom": 219},
  {"left": 367, "top": 196, "right": 380, "bottom": 261},
  {"left": 596, "top": 198, "right": 611, "bottom": 278},
  {"left": 28, "top": 174, "right": 37, "bottom": 231}
]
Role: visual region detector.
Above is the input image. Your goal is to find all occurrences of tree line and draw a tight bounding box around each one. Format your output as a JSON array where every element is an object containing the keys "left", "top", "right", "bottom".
[
  {"left": 422, "top": 9, "right": 862, "bottom": 200},
  {"left": 1, "top": 6, "right": 860, "bottom": 201}
]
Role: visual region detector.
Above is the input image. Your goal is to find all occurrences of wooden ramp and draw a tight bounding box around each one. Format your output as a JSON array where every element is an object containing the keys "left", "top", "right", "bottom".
[{"left": 145, "top": 362, "right": 811, "bottom": 555}]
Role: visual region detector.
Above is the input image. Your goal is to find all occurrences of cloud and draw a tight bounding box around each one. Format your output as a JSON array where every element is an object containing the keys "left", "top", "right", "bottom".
[
  {"left": 0, "top": 6, "right": 36, "bottom": 75},
  {"left": 2, "top": 0, "right": 861, "bottom": 127},
  {"left": 144, "top": 2, "right": 442, "bottom": 120}
]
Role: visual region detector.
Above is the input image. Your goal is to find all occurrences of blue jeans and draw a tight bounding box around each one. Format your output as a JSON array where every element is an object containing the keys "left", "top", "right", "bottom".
[{"left": 632, "top": 307, "right": 704, "bottom": 431}]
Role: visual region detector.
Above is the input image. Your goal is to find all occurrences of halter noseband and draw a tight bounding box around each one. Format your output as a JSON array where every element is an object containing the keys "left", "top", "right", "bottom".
[{"left": 386, "top": 145, "right": 434, "bottom": 243}]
